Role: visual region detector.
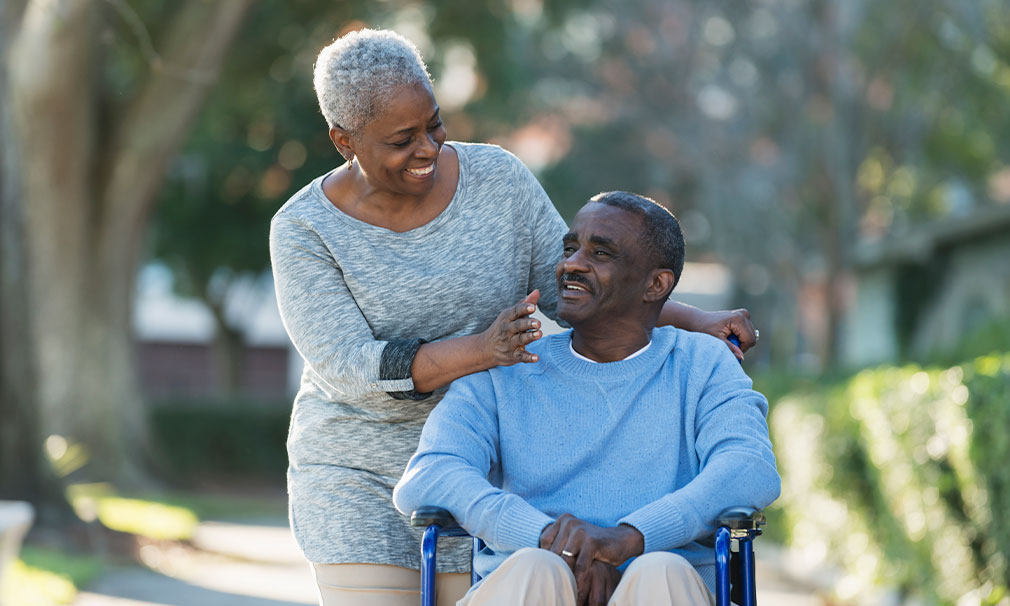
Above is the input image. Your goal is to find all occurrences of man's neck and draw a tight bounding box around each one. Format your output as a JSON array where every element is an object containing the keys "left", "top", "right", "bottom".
[{"left": 570, "top": 321, "right": 654, "bottom": 363}]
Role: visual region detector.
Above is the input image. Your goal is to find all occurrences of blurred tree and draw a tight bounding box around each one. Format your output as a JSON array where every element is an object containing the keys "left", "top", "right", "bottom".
[
  {"left": 149, "top": 1, "right": 362, "bottom": 395},
  {"left": 0, "top": 0, "right": 50, "bottom": 508},
  {"left": 1, "top": 0, "right": 252, "bottom": 485}
]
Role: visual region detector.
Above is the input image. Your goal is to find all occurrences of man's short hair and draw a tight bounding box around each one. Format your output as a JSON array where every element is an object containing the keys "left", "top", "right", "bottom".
[{"left": 589, "top": 191, "right": 685, "bottom": 290}]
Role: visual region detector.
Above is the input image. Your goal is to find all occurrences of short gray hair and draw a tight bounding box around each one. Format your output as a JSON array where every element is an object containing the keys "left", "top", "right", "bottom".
[{"left": 313, "top": 29, "right": 432, "bottom": 133}]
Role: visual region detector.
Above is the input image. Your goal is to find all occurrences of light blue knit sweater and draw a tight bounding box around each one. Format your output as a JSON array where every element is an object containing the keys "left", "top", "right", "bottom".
[{"left": 393, "top": 326, "right": 780, "bottom": 591}]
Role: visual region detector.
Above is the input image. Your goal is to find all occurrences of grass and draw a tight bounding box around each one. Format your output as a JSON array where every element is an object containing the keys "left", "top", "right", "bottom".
[
  {"left": 1, "top": 547, "right": 104, "bottom": 606},
  {"left": 4, "top": 483, "right": 287, "bottom": 605}
]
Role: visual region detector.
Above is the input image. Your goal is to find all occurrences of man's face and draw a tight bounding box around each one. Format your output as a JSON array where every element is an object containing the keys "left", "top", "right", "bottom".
[{"left": 555, "top": 203, "right": 655, "bottom": 327}]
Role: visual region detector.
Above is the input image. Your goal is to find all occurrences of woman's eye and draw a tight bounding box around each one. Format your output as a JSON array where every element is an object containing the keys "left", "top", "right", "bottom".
[
  {"left": 393, "top": 138, "right": 412, "bottom": 148},
  {"left": 429, "top": 120, "right": 443, "bottom": 131}
]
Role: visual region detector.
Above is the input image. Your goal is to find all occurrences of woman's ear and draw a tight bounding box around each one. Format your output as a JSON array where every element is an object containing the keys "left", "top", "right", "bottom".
[
  {"left": 329, "top": 126, "right": 354, "bottom": 161},
  {"left": 644, "top": 268, "right": 676, "bottom": 303}
]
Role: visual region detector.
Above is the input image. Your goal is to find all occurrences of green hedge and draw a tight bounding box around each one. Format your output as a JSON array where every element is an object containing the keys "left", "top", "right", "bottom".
[
  {"left": 149, "top": 401, "right": 290, "bottom": 481},
  {"left": 768, "top": 353, "right": 1010, "bottom": 604}
]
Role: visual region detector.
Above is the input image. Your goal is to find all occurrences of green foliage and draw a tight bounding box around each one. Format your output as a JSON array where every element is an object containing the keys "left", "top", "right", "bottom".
[
  {"left": 2, "top": 547, "right": 104, "bottom": 606},
  {"left": 769, "top": 353, "right": 1010, "bottom": 604},
  {"left": 149, "top": 401, "right": 290, "bottom": 481}
]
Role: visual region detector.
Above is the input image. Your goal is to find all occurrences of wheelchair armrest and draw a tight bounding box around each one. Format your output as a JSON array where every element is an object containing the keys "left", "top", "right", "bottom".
[
  {"left": 716, "top": 506, "right": 766, "bottom": 531},
  {"left": 411, "top": 506, "right": 461, "bottom": 530}
]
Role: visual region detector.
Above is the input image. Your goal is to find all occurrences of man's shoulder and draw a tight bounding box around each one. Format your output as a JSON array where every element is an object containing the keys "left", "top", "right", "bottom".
[
  {"left": 657, "top": 326, "right": 741, "bottom": 376},
  {"left": 486, "top": 332, "right": 566, "bottom": 382}
]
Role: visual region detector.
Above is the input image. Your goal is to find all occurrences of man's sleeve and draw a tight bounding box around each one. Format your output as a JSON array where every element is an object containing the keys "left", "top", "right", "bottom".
[
  {"left": 618, "top": 343, "right": 781, "bottom": 553},
  {"left": 393, "top": 372, "right": 554, "bottom": 550}
]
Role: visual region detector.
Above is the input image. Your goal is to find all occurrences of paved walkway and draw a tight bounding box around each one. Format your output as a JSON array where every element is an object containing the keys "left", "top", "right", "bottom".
[{"left": 73, "top": 518, "right": 825, "bottom": 606}]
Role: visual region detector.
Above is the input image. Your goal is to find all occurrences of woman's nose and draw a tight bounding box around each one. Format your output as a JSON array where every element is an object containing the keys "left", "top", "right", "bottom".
[{"left": 418, "top": 132, "right": 439, "bottom": 157}]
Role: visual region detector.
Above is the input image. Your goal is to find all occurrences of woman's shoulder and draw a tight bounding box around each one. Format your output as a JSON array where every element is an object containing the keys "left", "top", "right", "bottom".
[
  {"left": 452, "top": 141, "right": 525, "bottom": 173},
  {"left": 272, "top": 173, "right": 330, "bottom": 223}
]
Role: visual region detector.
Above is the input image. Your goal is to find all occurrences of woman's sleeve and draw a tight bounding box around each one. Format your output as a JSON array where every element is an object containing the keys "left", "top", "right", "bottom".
[
  {"left": 270, "top": 214, "right": 429, "bottom": 401},
  {"left": 510, "top": 156, "right": 568, "bottom": 321}
]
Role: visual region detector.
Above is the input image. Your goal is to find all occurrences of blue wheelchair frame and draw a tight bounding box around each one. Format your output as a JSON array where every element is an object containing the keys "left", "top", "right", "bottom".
[{"left": 411, "top": 505, "right": 765, "bottom": 606}]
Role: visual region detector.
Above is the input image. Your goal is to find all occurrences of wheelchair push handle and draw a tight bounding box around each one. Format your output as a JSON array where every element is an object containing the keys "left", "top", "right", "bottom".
[{"left": 410, "top": 506, "right": 460, "bottom": 530}]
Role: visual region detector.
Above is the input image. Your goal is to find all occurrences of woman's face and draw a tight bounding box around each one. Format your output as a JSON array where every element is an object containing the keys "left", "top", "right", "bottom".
[{"left": 347, "top": 81, "right": 447, "bottom": 197}]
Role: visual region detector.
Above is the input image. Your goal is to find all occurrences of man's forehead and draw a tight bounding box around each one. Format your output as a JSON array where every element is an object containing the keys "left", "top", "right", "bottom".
[{"left": 568, "top": 203, "right": 643, "bottom": 239}]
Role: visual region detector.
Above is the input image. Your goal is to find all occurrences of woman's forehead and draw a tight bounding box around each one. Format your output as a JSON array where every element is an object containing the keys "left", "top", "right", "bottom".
[{"left": 366, "top": 82, "right": 438, "bottom": 136}]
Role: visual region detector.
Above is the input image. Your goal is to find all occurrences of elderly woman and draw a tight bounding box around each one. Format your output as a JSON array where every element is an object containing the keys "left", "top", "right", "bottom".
[{"left": 270, "top": 28, "right": 756, "bottom": 606}]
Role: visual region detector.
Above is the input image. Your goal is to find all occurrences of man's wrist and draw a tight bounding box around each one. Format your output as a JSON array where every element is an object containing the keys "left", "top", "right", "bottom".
[{"left": 615, "top": 523, "right": 645, "bottom": 561}]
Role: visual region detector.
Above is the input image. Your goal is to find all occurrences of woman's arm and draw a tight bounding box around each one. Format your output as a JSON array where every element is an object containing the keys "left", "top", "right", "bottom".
[
  {"left": 659, "top": 300, "right": 757, "bottom": 360},
  {"left": 271, "top": 214, "right": 545, "bottom": 399},
  {"left": 410, "top": 291, "right": 544, "bottom": 394}
]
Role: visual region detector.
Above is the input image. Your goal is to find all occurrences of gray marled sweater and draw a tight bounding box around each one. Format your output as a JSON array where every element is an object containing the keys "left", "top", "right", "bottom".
[{"left": 269, "top": 142, "right": 568, "bottom": 571}]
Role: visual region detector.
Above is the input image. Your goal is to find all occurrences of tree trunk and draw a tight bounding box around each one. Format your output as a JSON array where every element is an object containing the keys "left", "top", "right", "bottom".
[
  {"left": 5, "top": 0, "right": 251, "bottom": 484},
  {"left": 207, "top": 296, "right": 247, "bottom": 396},
  {"left": 1, "top": 0, "right": 41, "bottom": 502}
]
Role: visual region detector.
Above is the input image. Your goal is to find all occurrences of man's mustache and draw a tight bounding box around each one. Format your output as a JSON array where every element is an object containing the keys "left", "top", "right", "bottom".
[{"left": 559, "top": 273, "right": 592, "bottom": 291}]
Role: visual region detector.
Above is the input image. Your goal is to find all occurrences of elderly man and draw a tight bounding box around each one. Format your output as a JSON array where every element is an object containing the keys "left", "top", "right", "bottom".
[{"left": 393, "top": 191, "right": 780, "bottom": 606}]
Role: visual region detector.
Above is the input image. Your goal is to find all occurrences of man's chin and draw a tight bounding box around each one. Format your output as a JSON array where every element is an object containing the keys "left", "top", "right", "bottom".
[{"left": 557, "top": 303, "right": 592, "bottom": 326}]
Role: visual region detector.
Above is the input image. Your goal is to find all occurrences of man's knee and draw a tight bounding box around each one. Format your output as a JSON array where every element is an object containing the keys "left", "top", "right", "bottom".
[
  {"left": 462, "top": 548, "right": 576, "bottom": 606},
  {"left": 623, "top": 551, "right": 696, "bottom": 581},
  {"left": 615, "top": 552, "right": 712, "bottom": 606},
  {"left": 504, "top": 547, "right": 571, "bottom": 575}
]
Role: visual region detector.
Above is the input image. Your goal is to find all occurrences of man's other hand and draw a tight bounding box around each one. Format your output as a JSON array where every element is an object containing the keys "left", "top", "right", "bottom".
[
  {"left": 579, "top": 560, "right": 621, "bottom": 606},
  {"left": 540, "top": 514, "right": 644, "bottom": 591}
]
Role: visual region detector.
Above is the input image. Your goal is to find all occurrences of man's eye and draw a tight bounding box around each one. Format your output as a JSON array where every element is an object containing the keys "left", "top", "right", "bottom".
[
  {"left": 594, "top": 249, "right": 611, "bottom": 257},
  {"left": 562, "top": 246, "right": 576, "bottom": 255}
]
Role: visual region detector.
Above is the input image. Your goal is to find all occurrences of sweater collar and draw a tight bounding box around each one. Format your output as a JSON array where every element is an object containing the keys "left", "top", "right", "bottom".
[{"left": 548, "top": 327, "right": 677, "bottom": 381}]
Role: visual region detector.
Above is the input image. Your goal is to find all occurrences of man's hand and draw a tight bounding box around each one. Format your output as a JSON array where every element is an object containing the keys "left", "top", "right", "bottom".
[
  {"left": 540, "top": 514, "right": 644, "bottom": 594},
  {"left": 579, "top": 560, "right": 621, "bottom": 606}
]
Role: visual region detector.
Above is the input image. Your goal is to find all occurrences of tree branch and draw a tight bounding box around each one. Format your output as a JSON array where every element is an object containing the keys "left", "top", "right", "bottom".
[{"left": 98, "top": 0, "right": 252, "bottom": 267}]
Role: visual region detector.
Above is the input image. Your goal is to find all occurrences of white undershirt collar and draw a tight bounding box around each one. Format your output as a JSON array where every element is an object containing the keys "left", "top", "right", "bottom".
[{"left": 569, "top": 336, "right": 652, "bottom": 363}]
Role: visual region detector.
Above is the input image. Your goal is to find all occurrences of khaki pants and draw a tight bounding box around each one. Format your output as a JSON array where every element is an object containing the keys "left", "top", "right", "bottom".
[
  {"left": 459, "top": 548, "right": 715, "bottom": 606},
  {"left": 313, "top": 563, "right": 470, "bottom": 606}
]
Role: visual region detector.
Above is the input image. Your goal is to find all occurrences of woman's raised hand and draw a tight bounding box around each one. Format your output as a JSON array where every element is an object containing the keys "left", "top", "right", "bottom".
[{"left": 481, "top": 290, "right": 543, "bottom": 366}]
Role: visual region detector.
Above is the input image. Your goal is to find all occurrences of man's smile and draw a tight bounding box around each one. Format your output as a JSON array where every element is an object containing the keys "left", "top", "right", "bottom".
[{"left": 559, "top": 273, "right": 593, "bottom": 299}]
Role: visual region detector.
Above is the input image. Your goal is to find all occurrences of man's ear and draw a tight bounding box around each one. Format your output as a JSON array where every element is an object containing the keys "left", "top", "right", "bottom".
[
  {"left": 329, "top": 126, "right": 354, "bottom": 161},
  {"left": 643, "top": 268, "right": 676, "bottom": 303}
]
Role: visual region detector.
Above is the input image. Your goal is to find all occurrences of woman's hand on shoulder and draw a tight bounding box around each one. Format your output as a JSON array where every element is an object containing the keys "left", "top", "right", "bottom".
[
  {"left": 697, "top": 308, "right": 756, "bottom": 360},
  {"left": 481, "top": 290, "right": 544, "bottom": 367}
]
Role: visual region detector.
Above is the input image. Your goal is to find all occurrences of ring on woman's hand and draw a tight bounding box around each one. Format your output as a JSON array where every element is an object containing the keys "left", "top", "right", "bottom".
[{"left": 561, "top": 550, "right": 575, "bottom": 557}]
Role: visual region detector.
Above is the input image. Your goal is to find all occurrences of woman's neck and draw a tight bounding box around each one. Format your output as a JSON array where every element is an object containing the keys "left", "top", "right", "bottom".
[{"left": 322, "top": 146, "right": 458, "bottom": 232}]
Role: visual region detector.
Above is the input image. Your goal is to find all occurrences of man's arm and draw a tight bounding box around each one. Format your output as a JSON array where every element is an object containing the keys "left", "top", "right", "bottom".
[
  {"left": 392, "top": 371, "right": 554, "bottom": 551},
  {"left": 617, "top": 342, "right": 780, "bottom": 552},
  {"left": 540, "top": 342, "right": 779, "bottom": 576}
]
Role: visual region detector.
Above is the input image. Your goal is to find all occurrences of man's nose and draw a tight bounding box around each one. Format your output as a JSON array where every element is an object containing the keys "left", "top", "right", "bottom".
[{"left": 561, "top": 249, "right": 589, "bottom": 273}]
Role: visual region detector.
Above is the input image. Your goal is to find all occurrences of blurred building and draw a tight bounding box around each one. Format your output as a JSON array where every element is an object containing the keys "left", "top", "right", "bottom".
[
  {"left": 133, "top": 266, "right": 300, "bottom": 402},
  {"left": 841, "top": 203, "right": 1010, "bottom": 365}
]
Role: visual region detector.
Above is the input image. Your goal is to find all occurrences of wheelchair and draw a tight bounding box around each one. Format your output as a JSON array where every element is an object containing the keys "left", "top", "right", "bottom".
[{"left": 411, "top": 505, "right": 766, "bottom": 606}]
